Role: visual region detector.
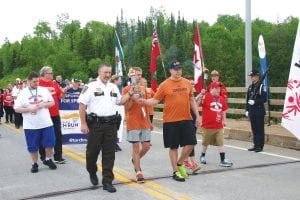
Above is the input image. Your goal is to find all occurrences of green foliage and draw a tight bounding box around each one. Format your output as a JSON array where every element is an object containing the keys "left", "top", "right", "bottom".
[{"left": 0, "top": 10, "right": 298, "bottom": 90}]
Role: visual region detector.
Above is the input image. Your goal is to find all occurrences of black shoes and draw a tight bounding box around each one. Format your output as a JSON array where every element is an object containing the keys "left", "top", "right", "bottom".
[
  {"left": 115, "top": 144, "right": 122, "bottom": 152},
  {"left": 248, "top": 147, "right": 263, "bottom": 152},
  {"left": 248, "top": 147, "right": 256, "bottom": 151},
  {"left": 89, "top": 173, "right": 99, "bottom": 186},
  {"left": 103, "top": 183, "right": 117, "bottom": 193},
  {"left": 31, "top": 163, "right": 39, "bottom": 173},
  {"left": 43, "top": 159, "right": 57, "bottom": 170},
  {"left": 89, "top": 174, "right": 116, "bottom": 193},
  {"left": 54, "top": 158, "right": 66, "bottom": 164}
]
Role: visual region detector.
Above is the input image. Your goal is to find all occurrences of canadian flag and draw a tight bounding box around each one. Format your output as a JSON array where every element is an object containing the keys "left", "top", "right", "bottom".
[
  {"left": 281, "top": 21, "right": 300, "bottom": 140},
  {"left": 150, "top": 31, "right": 160, "bottom": 92},
  {"left": 194, "top": 23, "right": 203, "bottom": 94}
]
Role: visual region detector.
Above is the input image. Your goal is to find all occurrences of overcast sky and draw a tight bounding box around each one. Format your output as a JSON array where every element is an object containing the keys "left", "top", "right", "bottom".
[{"left": 0, "top": 0, "right": 299, "bottom": 45}]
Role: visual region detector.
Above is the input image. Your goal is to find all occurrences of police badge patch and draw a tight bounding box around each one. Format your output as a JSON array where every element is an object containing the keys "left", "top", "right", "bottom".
[{"left": 81, "top": 85, "right": 88, "bottom": 94}]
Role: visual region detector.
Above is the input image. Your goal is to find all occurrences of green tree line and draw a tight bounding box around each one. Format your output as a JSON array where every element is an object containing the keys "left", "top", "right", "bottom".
[{"left": 0, "top": 10, "right": 298, "bottom": 88}]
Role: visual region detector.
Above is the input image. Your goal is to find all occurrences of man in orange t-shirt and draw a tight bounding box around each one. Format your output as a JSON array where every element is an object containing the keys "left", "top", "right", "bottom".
[
  {"left": 122, "top": 67, "right": 151, "bottom": 183},
  {"left": 140, "top": 61, "right": 201, "bottom": 182}
]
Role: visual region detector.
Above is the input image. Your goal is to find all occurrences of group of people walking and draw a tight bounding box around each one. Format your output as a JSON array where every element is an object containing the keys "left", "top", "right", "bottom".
[{"left": 1, "top": 60, "right": 267, "bottom": 194}]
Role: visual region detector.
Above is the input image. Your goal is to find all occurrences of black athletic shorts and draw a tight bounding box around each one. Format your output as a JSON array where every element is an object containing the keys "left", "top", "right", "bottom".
[{"left": 163, "top": 120, "right": 197, "bottom": 149}]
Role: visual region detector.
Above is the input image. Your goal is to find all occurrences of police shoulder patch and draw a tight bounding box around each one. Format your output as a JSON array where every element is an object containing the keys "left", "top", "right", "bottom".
[{"left": 81, "top": 85, "right": 89, "bottom": 94}]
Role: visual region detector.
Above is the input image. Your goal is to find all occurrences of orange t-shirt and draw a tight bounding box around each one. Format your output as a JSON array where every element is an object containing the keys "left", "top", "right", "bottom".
[
  {"left": 122, "top": 85, "right": 150, "bottom": 130},
  {"left": 153, "top": 77, "right": 193, "bottom": 123},
  {"left": 145, "top": 88, "right": 155, "bottom": 115}
]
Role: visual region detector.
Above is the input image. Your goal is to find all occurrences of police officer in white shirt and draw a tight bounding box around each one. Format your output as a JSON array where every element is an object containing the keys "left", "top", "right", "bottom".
[{"left": 78, "top": 63, "right": 131, "bottom": 193}]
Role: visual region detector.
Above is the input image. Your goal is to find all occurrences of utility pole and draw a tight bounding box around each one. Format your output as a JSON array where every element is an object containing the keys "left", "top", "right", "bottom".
[{"left": 245, "top": 0, "right": 252, "bottom": 87}]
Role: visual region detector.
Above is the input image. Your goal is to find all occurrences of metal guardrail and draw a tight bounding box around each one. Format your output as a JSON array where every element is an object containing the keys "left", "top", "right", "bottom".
[{"left": 154, "top": 87, "right": 286, "bottom": 119}]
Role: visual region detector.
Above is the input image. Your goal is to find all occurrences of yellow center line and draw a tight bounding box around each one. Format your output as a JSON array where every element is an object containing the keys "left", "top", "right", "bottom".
[
  {"left": 2, "top": 123, "right": 23, "bottom": 133},
  {"left": 63, "top": 146, "right": 191, "bottom": 200}
]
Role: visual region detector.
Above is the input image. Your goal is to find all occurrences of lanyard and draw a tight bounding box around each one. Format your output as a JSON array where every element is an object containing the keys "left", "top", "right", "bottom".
[
  {"left": 211, "top": 93, "right": 221, "bottom": 109},
  {"left": 28, "top": 87, "right": 38, "bottom": 102}
]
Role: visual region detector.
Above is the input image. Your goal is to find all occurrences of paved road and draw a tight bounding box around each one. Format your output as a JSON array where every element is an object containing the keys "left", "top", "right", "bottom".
[{"left": 0, "top": 123, "right": 300, "bottom": 200}]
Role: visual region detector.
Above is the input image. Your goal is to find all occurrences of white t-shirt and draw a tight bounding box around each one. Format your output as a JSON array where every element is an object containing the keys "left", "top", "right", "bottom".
[
  {"left": 14, "top": 86, "right": 54, "bottom": 129},
  {"left": 12, "top": 86, "right": 21, "bottom": 98}
]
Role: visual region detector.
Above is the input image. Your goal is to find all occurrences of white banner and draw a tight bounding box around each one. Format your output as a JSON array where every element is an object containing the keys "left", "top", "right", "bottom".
[{"left": 281, "top": 21, "right": 300, "bottom": 140}]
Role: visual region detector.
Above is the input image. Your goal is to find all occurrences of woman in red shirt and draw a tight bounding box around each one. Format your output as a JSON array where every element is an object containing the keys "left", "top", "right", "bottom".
[{"left": 3, "top": 87, "right": 14, "bottom": 123}]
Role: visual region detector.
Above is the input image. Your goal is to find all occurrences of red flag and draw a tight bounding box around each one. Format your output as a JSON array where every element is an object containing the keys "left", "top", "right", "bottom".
[
  {"left": 194, "top": 23, "right": 203, "bottom": 94},
  {"left": 150, "top": 31, "right": 160, "bottom": 92}
]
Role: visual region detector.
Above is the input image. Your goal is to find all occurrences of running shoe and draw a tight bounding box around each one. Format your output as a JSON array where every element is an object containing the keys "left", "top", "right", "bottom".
[
  {"left": 54, "top": 158, "right": 66, "bottom": 164},
  {"left": 219, "top": 159, "right": 233, "bottom": 167},
  {"left": 136, "top": 171, "right": 145, "bottom": 183},
  {"left": 200, "top": 156, "right": 207, "bottom": 164},
  {"left": 43, "top": 159, "right": 57, "bottom": 170},
  {"left": 31, "top": 163, "right": 38, "bottom": 173},
  {"left": 172, "top": 171, "right": 185, "bottom": 182},
  {"left": 177, "top": 164, "right": 189, "bottom": 178},
  {"left": 191, "top": 162, "right": 201, "bottom": 174},
  {"left": 183, "top": 160, "right": 192, "bottom": 169}
]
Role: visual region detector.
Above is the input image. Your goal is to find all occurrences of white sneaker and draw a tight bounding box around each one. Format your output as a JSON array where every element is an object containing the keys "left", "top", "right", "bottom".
[
  {"left": 219, "top": 159, "right": 233, "bottom": 167},
  {"left": 200, "top": 156, "right": 206, "bottom": 164}
]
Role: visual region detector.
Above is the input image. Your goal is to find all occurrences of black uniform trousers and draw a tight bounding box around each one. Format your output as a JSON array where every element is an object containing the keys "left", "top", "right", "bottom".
[
  {"left": 86, "top": 120, "right": 117, "bottom": 184},
  {"left": 39, "top": 116, "right": 63, "bottom": 161},
  {"left": 14, "top": 112, "right": 23, "bottom": 128},
  {"left": 249, "top": 115, "right": 265, "bottom": 149}
]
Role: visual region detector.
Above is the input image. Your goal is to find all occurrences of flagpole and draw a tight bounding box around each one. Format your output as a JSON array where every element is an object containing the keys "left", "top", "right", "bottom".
[
  {"left": 157, "top": 35, "right": 167, "bottom": 79},
  {"left": 195, "top": 22, "right": 207, "bottom": 89},
  {"left": 122, "top": 63, "right": 127, "bottom": 76},
  {"left": 153, "top": 27, "right": 166, "bottom": 79}
]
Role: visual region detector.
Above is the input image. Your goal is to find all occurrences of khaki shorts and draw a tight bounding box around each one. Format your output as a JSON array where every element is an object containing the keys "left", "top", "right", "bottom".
[{"left": 202, "top": 128, "right": 224, "bottom": 146}]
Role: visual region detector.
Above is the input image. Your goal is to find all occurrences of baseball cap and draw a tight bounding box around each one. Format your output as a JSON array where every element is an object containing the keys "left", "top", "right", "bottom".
[
  {"left": 111, "top": 74, "right": 120, "bottom": 81},
  {"left": 73, "top": 79, "right": 80, "bottom": 83},
  {"left": 169, "top": 60, "right": 182, "bottom": 70},
  {"left": 211, "top": 70, "right": 219, "bottom": 76},
  {"left": 211, "top": 81, "right": 220, "bottom": 89},
  {"left": 248, "top": 69, "right": 260, "bottom": 76}
]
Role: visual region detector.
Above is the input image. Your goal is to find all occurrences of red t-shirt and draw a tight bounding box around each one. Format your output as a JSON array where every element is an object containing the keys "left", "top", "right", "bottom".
[
  {"left": 201, "top": 93, "right": 228, "bottom": 129},
  {"left": 39, "top": 79, "right": 62, "bottom": 116},
  {"left": 3, "top": 92, "right": 14, "bottom": 107},
  {"left": 207, "top": 81, "right": 228, "bottom": 100}
]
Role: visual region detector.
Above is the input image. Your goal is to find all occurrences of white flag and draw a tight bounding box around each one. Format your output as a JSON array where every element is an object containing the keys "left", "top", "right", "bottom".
[
  {"left": 281, "top": 21, "right": 300, "bottom": 140},
  {"left": 115, "top": 31, "right": 124, "bottom": 76}
]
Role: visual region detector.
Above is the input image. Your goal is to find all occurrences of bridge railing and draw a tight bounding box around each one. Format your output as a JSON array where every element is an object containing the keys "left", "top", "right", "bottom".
[{"left": 154, "top": 87, "right": 286, "bottom": 120}]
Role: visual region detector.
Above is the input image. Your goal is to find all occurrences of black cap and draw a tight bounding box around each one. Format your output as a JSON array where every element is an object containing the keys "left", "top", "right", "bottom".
[
  {"left": 248, "top": 69, "right": 260, "bottom": 76},
  {"left": 169, "top": 60, "right": 182, "bottom": 70},
  {"left": 73, "top": 79, "right": 80, "bottom": 82}
]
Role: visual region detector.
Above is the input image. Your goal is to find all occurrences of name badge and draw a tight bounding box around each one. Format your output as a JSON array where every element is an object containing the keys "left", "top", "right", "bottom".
[
  {"left": 94, "top": 92, "right": 104, "bottom": 96},
  {"left": 110, "top": 92, "right": 117, "bottom": 97}
]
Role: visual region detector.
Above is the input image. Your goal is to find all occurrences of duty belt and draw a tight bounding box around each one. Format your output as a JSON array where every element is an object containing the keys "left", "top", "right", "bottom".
[{"left": 87, "top": 113, "right": 116, "bottom": 123}]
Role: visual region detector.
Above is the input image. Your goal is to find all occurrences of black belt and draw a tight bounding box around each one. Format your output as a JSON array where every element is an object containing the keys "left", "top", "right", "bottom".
[{"left": 88, "top": 114, "right": 116, "bottom": 123}]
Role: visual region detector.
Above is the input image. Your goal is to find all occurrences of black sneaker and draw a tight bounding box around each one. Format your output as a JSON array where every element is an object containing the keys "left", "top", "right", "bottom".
[
  {"left": 254, "top": 148, "right": 263, "bottom": 153},
  {"left": 31, "top": 163, "right": 39, "bottom": 173},
  {"left": 103, "top": 183, "right": 117, "bottom": 193},
  {"left": 248, "top": 147, "right": 256, "bottom": 151},
  {"left": 54, "top": 158, "right": 66, "bottom": 164},
  {"left": 44, "top": 159, "right": 57, "bottom": 170}
]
